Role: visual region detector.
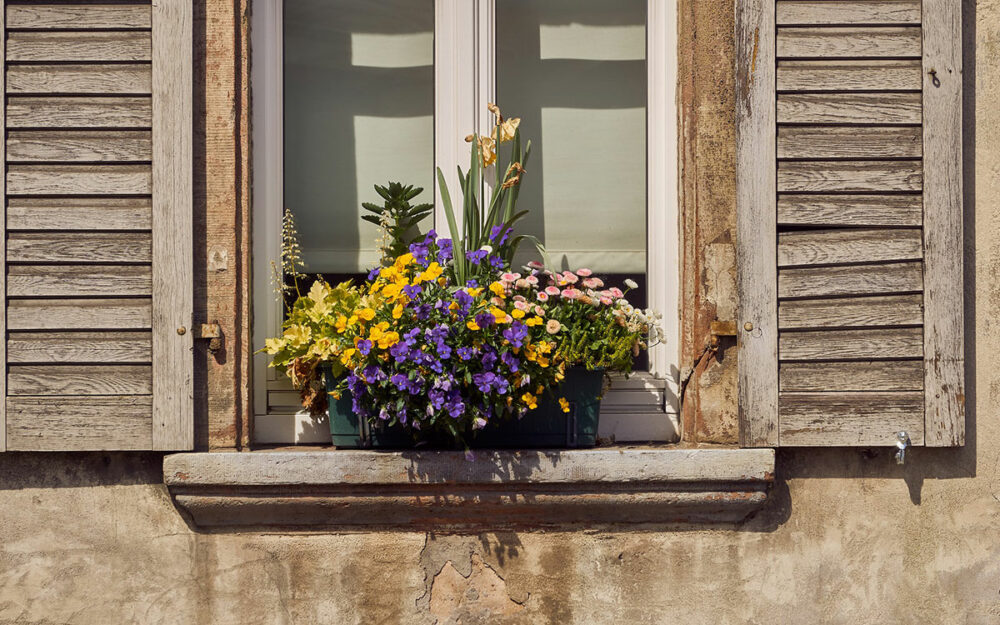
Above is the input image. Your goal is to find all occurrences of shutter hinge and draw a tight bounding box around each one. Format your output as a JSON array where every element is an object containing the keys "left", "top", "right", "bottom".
[{"left": 194, "top": 321, "right": 223, "bottom": 354}]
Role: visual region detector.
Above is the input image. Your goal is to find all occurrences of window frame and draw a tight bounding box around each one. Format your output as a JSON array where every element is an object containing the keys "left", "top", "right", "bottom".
[{"left": 250, "top": 0, "right": 680, "bottom": 444}]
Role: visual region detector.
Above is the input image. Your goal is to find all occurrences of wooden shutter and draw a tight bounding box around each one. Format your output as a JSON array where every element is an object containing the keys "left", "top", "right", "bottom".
[
  {"left": 736, "top": 0, "right": 963, "bottom": 447},
  {"left": 0, "top": 0, "right": 192, "bottom": 451}
]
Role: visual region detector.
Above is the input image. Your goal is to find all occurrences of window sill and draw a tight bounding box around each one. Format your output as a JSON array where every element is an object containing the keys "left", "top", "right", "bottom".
[{"left": 163, "top": 447, "right": 775, "bottom": 530}]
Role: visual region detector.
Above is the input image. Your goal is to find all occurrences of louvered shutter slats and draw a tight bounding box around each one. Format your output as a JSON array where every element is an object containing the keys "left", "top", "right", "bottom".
[
  {"left": 737, "top": 0, "right": 963, "bottom": 447},
  {"left": 0, "top": 0, "right": 192, "bottom": 452}
]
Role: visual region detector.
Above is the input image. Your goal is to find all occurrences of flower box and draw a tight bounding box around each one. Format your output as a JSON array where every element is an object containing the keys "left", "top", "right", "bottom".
[{"left": 326, "top": 367, "right": 603, "bottom": 449}]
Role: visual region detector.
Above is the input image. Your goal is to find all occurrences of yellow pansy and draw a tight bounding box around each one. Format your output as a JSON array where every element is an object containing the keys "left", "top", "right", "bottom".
[
  {"left": 393, "top": 253, "right": 414, "bottom": 268},
  {"left": 376, "top": 331, "right": 399, "bottom": 350},
  {"left": 334, "top": 315, "right": 348, "bottom": 333},
  {"left": 448, "top": 301, "right": 459, "bottom": 312},
  {"left": 375, "top": 322, "right": 390, "bottom": 331},
  {"left": 467, "top": 320, "right": 480, "bottom": 331},
  {"left": 521, "top": 392, "right": 538, "bottom": 410},
  {"left": 537, "top": 355, "right": 550, "bottom": 368},
  {"left": 381, "top": 266, "right": 399, "bottom": 281},
  {"left": 490, "top": 307, "right": 510, "bottom": 324},
  {"left": 347, "top": 314, "right": 358, "bottom": 326},
  {"left": 489, "top": 282, "right": 506, "bottom": 298},
  {"left": 339, "top": 347, "right": 357, "bottom": 366},
  {"left": 558, "top": 397, "right": 570, "bottom": 413},
  {"left": 357, "top": 308, "right": 376, "bottom": 321},
  {"left": 467, "top": 287, "right": 484, "bottom": 298},
  {"left": 415, "top": 262, "right": 443, "bottom": 284},
  {"left": 382, "top": 283, "right": 403, "bottom": 300},
  {"left": 510, "top": 308, "right": 525, "bottom": 319},
  {"left": 392, "top": 303, "right": 404, "bottom": 319},
  {"left": 525, "top": 316, "right": 542, "bottom": 327}
]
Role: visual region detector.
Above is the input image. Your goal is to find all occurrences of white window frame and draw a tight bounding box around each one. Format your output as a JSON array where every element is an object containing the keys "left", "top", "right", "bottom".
[{"left": 251, "top": 0, "right": 680, "bottom": 444}]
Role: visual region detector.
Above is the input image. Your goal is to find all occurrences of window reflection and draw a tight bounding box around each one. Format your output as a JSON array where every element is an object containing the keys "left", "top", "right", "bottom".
[{"left": 283, "top": 0, "right": 434, "bottom": 274}]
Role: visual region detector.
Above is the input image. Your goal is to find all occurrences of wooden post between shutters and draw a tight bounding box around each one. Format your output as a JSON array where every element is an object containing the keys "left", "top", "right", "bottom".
[
  {"left": 922, "top": 0, "right": 964, "bottom": 446},
  {"left": 151, "top": 0, "right": 193, "bottom": 450},
  {"left": 736, "top": 0, "right": 778, "bottom": 446}
]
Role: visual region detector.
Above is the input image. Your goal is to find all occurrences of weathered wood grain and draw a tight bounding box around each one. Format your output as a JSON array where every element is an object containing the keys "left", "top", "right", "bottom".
[
  {"left": 777, "top": 26, "right": 921, "bottom": 58},
  {"left": 780, "top": 361, "right": 923, "bottom": 392},
  {"left": 7, "top": 299, "right": 151, "bottom": 330},
  {"left": 778, "top": 294, "right": 923, "bottom": 329},
  {"left": 778, "top": 261, "right": 923, "bottom": 298},
  {"left": 777, "top": 93, "right": 922, "bottom": 124},
  {"left": 6, "top": 4, "right": 151, "bottom": 29},
  {"left": 776, "top": 1, "right": 921, "bottom": 26},
  {"left": 7, "top": 332, "right": 152, "bottom": 364},
  {"left": 778, "top": 391, "right": 925, "bottom": 446},
  {"left": 7, "top": 232, "right": 151, "bottom": 263},
  {"left": 777, "top": 60, "right": 922, "bottom": 91},
  {"left": 7, "top": 197, "right": 152, "bottom": 230},
  {"left": 7, "top": 265, "right": 151, "bottom": 297},
  {"left": 777, "top": 160, "right": 922, "bottom": 192},
  {"left": 779, "top": 327, "right": 923, "bottom": 360},
  {"left": 7, "top": 164, "right": 151, "bottom": 195},
  {"left": 736, "top": 0, "right": 778, "bottom": 446},
  {"left": 0, "top": 5, "right": 7, "bottom": 453},
  {"left": 151, "top": 0, "right": 194, "bottom": 450},
  {"left": 777, "top": 126, "right": 921, "bottom": 160},
  {"left": 777, "top": 194, "right": 922, "bottom": 226},
  {"left": 7, "top": 396, "right": 153, "bottom": 452},
  {"left": 6, "top": 97, "right": 152, "bottom": 128},
  {"left": 778, "top": 229, "right": 923, "bottom": 266},
  {"left": 7, "top": 64, "right": 151, "bottom": 95},
  {"left": 7, "top": 131, "right": 152, "bottom": 163},
  {"left": 7, "top": 31, "right": 152, "bottom": 62},
  {"left": 8, "top": 365, "right": 152, "bottom": 396},
  {"left": 922, "top": 0, "right": 964, "bottom": 446}
]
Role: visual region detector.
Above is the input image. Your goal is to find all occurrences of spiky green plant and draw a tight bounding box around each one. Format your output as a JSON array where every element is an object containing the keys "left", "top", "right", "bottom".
[{"left": 361, "top": 182, "right": 433, "bottom": 265}]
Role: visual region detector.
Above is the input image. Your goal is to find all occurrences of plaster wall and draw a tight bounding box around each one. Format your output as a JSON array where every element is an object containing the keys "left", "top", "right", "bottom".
[{"left": 1, "top": 1, "right": 999, "bottom": 623}]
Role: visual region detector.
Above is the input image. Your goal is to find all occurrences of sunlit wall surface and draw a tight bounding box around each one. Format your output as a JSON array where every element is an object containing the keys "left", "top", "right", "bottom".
[{"left": 284, "top": 0, "right": 434, "bottom": 273}]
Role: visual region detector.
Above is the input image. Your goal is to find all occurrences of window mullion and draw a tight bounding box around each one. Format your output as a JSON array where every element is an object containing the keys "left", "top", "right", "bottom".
[{"left": 434, "top": 0, "right": 496, "bottom": 232}]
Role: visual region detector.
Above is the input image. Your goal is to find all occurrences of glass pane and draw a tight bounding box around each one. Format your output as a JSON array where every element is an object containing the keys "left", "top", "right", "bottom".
[
  {"left": 284, "top": 0, "right": 434, "bottom": 274},
  {"left": 497, "top": 0, "right": 647, "bottom": 278}
]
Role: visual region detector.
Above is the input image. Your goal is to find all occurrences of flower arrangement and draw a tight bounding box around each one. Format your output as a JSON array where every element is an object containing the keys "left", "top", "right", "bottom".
[{"left": 263, "top": 104, "right": 662, "bottom": 445}]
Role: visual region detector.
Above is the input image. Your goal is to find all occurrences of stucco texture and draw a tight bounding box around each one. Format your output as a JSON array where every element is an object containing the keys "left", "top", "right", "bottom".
[{"left": 2, "top": 0, "right": 1000, "bottom": 623}]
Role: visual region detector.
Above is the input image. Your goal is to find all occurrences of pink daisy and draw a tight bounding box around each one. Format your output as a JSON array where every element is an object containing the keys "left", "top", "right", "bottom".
[
  {"left": 576, "top": 268, "right": 593, "bottom": 277},
  {"left": 583, "top": 277, "right": 604, "bottom": 289},
  {"left": 535, "top": 292, "right": 549, "bottom": 302},
  {"left": 544, "top": 286, "right": 560, "bottom": 296},
  {"left": 561, "top": 288, "right": 582, "bottom": 300}
]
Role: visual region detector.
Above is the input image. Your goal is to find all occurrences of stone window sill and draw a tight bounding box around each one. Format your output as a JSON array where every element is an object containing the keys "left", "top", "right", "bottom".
[{"left": 163, "top": 447, "right": 774, "bottom": 530}]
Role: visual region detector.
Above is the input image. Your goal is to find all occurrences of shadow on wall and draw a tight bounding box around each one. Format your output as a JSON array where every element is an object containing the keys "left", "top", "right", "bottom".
[
  {"left": 773, "top": 0, "right": 980, "bottom": 507},
  {"left": 0, "top": 452, "right": 165, "bottom": 490}
]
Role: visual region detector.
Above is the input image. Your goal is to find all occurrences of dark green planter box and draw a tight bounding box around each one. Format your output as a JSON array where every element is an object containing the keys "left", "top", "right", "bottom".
[{"left": 326, "top": 367, "right": 604, "bottom": 449}]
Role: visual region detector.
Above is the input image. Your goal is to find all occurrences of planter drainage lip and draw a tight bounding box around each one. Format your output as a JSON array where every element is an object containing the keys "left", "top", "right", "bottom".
[{"left": 164, "top": 447, "right": 775, "bottom": 530}]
